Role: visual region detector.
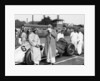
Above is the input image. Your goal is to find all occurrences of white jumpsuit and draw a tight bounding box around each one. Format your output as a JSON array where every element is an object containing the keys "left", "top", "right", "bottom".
[
  {"left": 57, "top": 33, "right": 64, "bottom": 41},
  {"left": 70, "top": 32, "right": 78, "bottom": 50},
  {"left": 77, "top": 32, "right": 83, "bottom": 55}
]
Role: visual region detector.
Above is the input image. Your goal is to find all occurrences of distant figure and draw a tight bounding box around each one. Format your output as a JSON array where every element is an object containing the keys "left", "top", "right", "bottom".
[
  {"left": 15, "top": 29, "right": 19, "bottom": 48},
  {"left": 21, "top": 29, "right": 27, "bottom": 45},
  {"left": 44, "top": 29, "right": 51, "bottom": 59},
  {"left": 77, "top": 30, "right": 83, "bottom": 55},
  {"left": 47, "top": 25, "right": 57, "bottom": 65},
  {"left": 57, "top": 30, "right": 64, "bottom": 41},
  {"left": 28, "top": 28, "right": 41, "bottom": 65}
]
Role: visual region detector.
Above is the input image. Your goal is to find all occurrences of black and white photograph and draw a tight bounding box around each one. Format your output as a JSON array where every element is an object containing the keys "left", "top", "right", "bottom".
[
  {"left": 15, "top": 14, "right": 84, "bottom": 65},
  {"left": 5, "top": 5, "right": 95, "bottom": 76}
]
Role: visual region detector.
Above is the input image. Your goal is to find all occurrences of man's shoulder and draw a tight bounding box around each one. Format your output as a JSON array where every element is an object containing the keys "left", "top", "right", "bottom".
[{"left": 29, "top": 32, "right": 34, "bottom": 36}]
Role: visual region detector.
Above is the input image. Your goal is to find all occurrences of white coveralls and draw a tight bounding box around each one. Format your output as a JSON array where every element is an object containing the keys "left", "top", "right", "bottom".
[
  {"left": 70, "top": 32, "right": 78, "bottom": 50},
  {"left": 57, "top": 33, "right": 64, "bottom": 41},
  {"left": 77, "top": 32, "right": 83, "bottom": 55},
  {"left": 29, "top": 32, "right": 41, "bottom": 65}
]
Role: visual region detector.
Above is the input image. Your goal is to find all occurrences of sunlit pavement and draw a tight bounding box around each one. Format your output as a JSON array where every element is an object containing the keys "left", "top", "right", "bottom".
[
  {"left": 16, "top": 53, "right": 84, "bottom": 65},
  {"left": 39, "top": 53, "right": 84, "bottom": 65},
  {"left": 55, "top": 55, "right": 84, "bottom": 65}
]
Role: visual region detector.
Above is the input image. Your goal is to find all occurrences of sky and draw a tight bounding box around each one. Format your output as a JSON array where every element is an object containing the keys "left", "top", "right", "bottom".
[{"left": 15, "top": 14, "right": 84, "bottom": 25}]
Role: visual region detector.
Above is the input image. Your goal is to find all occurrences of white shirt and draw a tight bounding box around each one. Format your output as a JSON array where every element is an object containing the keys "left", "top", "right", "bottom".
[
  {"left": 77, "top": 32, "right": 83, "bottom": 42},
  {"left": 70, "top": 32, "right": 74, "bottom": 39},
  {"left": 70, "top": 32, "right": 78, "bottom": 42},
  {"left": 57, "top": 33, "right": 64, "bottom": 41}
]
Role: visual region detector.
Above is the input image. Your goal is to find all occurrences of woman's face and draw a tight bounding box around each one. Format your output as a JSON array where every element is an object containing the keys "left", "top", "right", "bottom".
[{"left": 35, "top": 30, "right": 38, "bottom": 34}]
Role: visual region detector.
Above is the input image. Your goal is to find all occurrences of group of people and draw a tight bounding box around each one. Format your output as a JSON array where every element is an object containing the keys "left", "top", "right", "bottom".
[
  {"left": 15, "top": 25, "right": 84, "bottom": 65},
  {"left": 15, "top": 25, "right": 58, "bottom": 65},
  {"left": 70, "top": 28, "right": 84, "bottom": 55}
]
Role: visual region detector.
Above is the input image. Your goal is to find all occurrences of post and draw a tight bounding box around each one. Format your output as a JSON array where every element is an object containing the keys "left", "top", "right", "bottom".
[
  {"left": 32, "top": 15, "right": 34, "bottom": 24},
  {"left": 26, "top": 18, "right": 28, "bottom": 23},
  {"left": 57, "top": 15, "right": 59, "bottom": 20}
]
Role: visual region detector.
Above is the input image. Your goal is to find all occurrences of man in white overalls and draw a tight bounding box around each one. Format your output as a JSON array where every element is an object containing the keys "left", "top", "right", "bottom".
[
  {"left": 70, "top": 29, "right": 78, "bottom": 51},
  {"left": 77, "top": 30, "right": 83, "bottom": 55}
]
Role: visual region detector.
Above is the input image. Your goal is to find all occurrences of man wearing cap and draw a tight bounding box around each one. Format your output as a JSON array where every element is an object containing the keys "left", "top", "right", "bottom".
[
  {"left": 47, "top": 25, "right": 57, "bottom": 65},
  {"left": 28, "top": 28, "right": 41, "bottom": 65}
]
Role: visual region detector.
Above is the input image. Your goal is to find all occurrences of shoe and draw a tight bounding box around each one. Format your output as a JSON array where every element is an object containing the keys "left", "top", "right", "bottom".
[
  {"left": 45, "top": 62, "right": 51, "bottom": 65},
  {"left": 51, "top": 63, "right": 54, "bottom": 65},
  {"left": 34, "top": 63, "right": 39, "bottom": 65}
]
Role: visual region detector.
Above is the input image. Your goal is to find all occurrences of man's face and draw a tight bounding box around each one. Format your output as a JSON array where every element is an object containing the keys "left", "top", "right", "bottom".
[{"left": 35, "top": 30, "right": 38, "bottom": 34}]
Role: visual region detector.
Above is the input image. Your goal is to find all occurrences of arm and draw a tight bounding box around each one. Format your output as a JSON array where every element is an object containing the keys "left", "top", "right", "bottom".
[
  {"left": 29, "top": 34, "right": 37, "bottom": 46},
  {"left": 50, "top": 30, "right": 57, "bottom": 39},
  {"left": 37, "top": 35, "right": 41, "bottom": 45}
]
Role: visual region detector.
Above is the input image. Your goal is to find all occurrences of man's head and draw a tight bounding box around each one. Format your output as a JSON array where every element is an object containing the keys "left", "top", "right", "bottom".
[
  {"left": 47, "top": 27, "right": 52, "bottom": 33},
  {"left": 76, "top": 29, "right": 80, "bottom": 33},
  {"left": 21, "top": 28, "right": 25, "bottom": 33},
  {"left": 70, "top": 29, "right": 74, "bottom": 32},
  {"left": 61, "top": 30, "right": 64, "bottom": 34},
  {"left": 74, "top": 28, "right": 77, "bottom": 32},
  {"left": 33, "top": 28, "right": 38, "bottom": 34},
  {"left": 48, "top": 24, "right": 52, "bottom": 28}
]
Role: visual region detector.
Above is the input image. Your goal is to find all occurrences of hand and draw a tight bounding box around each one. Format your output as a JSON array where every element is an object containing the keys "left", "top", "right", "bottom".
[
  {"left": 36, "top": 45, "right": 40, "bottom": 48},
  {"left": 21, "top": 46, "right": 27, "bottom": 51}
]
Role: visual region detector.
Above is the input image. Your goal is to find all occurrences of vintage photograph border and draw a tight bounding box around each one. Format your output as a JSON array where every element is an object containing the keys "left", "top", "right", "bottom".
[{"left": 5, "top": 5, "right": 95, "bottom": 76}]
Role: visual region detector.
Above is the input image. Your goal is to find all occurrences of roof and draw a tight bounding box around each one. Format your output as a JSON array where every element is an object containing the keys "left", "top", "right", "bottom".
[
  {"left": 24, "top": 24, "right": 49, "bottom": 28},
  {"left": 51, "top": 19, "right": 64, "bottom": 23},
  {"left": 65, "top": 26, "right": 80, "bottom": 29}
]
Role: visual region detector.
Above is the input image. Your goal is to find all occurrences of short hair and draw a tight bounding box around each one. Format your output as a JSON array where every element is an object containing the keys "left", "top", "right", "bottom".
[
  {"left": 33, "top": 28, "right": 37, "bottom": 33},
  {"left": 15, "top": 29, "right": 17, "bottom": 32}
]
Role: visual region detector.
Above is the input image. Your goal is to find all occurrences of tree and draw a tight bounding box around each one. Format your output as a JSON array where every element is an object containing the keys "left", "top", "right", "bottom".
[
  {"left": 38, "top": 16, "right": 52, "bottom": 25},
  {"left": 15, "top": 19, "right": 26, "bottom": 28}
]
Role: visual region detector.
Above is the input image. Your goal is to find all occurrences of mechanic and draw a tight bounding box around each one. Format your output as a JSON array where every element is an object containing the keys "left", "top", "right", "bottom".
[
  {"left": 77, "top": 29, "right": 83, "bottom": 55},
  {"left": 70, "top": 28, "right": 78, "bottom": 51},
  {"left": 47, "top": 25, "right": 57, "bottom": 65},
  {"left": 28, "top": 28, "right": 41, "bottom": 65},
  {"left": 57, "top": 30, "right": 64, "bottom": 41}
]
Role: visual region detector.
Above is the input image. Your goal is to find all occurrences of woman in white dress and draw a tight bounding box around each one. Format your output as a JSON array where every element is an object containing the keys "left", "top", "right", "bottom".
[{"left": 28, "top": 28, "right": 41, "bottom": 65}]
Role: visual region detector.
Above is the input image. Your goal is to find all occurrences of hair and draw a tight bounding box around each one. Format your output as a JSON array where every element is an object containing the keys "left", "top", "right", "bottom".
[
  {"left": 15, "top": 29, "right": 17, "bottom": 32},
  {"left": 22, "top": 29, "right": 24, "bottom": 32},
  {"left": 32, "top": 28, "right": 37, "bottom": 34},
  {"left": 61, "top": 30, "right": 63, "bottom": 33}
]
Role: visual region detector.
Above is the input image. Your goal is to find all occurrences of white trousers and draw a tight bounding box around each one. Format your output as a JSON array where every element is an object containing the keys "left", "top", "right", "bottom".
[
  {"left": 34, "top": 61, "right": 39, "bottom": 65},
  {"left": 31, "top": 47, "right": 41, "bottom": 65},
  {"left": 47, "top": 57, "right": 56, "bottom": 63},
  {"left": 47, "top": 46, "right": 56, "bottom": 63},
  {"left": 71, "top": 38, "right": 77, "bottom": 50},
  {"left": 77, "top": 41, "right": 83, "bottom": 55}
]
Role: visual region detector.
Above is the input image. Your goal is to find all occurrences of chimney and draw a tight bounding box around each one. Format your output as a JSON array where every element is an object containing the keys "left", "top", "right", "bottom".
[
  {"left": 32, "top": 15, "right": 34, "bottom": 23},
  {"left": 57, "top": 15, "right": 59, "bottom": 20},
  {"left": 43, "top": 15, "right": 45, "bottom": 18},
  {"left": 26, "top": 18, "right": 28, "bottom": 23}
]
